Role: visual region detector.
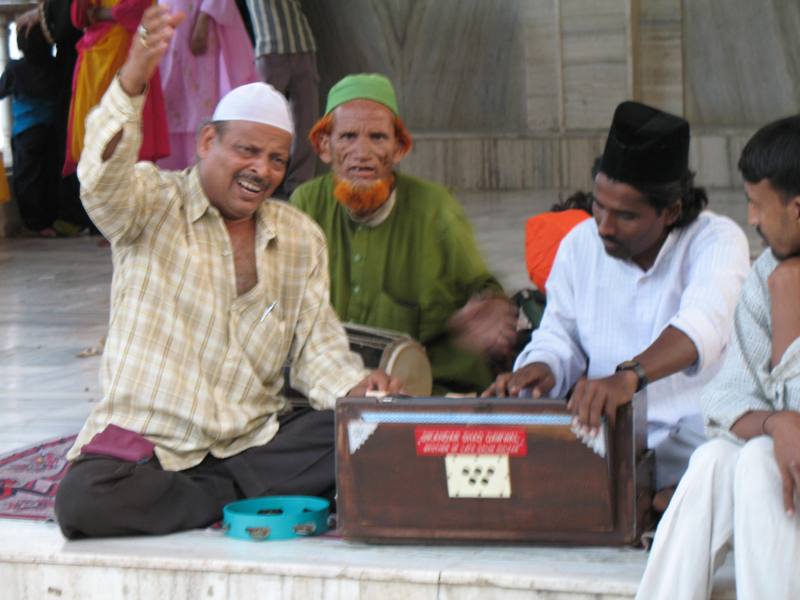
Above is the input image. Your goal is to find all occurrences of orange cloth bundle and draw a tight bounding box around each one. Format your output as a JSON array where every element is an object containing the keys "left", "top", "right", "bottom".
[{"left": 524, "top": 209, "right": 591, "bottom": 292}]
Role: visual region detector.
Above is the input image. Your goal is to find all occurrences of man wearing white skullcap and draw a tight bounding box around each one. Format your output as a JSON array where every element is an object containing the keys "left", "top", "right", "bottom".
[{"left": 55, "top": 5, "right": 401, "bottom": 539}]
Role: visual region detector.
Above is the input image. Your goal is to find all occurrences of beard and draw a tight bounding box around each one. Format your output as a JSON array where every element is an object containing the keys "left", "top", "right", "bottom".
[
  {"left": 756, "top": 226, "right": 790, "bottom": 261},
  {"left": 600, "top": 235, "right": 631, "bottom": 259},
  {"left": 333, "top": 176, "right": 393, "bottom": 218}
]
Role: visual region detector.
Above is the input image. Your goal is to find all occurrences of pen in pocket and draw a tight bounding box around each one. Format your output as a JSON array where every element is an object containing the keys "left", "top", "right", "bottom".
[{"left": 260, "top": 301, "right": 277, "bottom": 323}]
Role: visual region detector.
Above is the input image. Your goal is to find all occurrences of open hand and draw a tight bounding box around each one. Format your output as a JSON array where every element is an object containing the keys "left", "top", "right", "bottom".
[
  {"left": 449, "top": 296, "right": 517, "bottom": 359},
  {"left": 766, "top": 411, "right": 800, "bottom": 516},
  {"left": 119, "top": 6, "right": 186, "bottom": 96},
  {"left": 15, "top": 8, "right": 40, "bottom": 36}
]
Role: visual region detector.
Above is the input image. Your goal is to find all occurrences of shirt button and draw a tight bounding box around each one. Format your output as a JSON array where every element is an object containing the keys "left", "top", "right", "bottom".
[
  {"left": 353, "top": 285, "right": 361, "bottom": 294},
  {"left": 353, "top": 254, "right": 362, "bottom": 262}
]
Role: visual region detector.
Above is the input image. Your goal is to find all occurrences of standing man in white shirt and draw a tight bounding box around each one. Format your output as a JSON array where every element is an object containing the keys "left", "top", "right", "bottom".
[{"left": 485, "top": 101, "right": 750, "bottom": 509}]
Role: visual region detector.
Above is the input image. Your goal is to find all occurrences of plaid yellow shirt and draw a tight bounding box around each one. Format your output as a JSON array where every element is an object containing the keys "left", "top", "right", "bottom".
[{"left": 67, "top": 78, "right": 368, "bottom": 470}]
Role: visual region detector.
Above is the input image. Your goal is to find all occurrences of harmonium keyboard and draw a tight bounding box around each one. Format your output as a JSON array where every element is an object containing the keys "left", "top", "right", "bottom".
[{"left": 335, "top": 396, "right": 653, "bottom": 545}]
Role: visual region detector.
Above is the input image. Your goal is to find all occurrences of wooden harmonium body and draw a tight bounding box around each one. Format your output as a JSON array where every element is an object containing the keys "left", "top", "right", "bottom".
[{"left": 336, "top": 396, "right": 652, "bottom": 545}]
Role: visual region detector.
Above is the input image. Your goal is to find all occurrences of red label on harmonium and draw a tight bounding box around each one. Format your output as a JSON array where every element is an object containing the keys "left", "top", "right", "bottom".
[{"left": 414, "top": 427, "right": 528, "bottom": 456}]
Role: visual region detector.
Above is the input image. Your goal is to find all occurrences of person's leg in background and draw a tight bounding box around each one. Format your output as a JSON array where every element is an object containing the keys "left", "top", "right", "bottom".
[
  {"left": 281, "top": 51, "right": 319, "bottom": 196},
  {"left": 11, "top": 124, "right": 58, "bottom": 235},
  {"left": 256, "top": 52, "right": 318, "bottom": 197}
]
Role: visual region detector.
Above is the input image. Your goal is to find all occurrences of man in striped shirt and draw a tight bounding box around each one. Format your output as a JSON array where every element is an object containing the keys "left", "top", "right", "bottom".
[
  {"left": 54, "top": 6, "right": 399, "bottom": 539},
  {"left": 245, "top": 0, "right": 318, "bottom": 196},
  {"left": 636, "top": 114, "right": 800, "bottom": 600}
]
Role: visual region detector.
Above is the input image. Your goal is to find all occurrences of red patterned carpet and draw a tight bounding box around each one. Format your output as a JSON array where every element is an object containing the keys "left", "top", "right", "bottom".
[{"left": 0, "top": 435, "right": 76, "bottom": 522}]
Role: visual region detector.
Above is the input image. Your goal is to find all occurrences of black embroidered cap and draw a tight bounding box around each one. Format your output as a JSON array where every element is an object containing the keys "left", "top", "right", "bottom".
[{"left": 600, "top": 101, "right": 690, "bottom": 185}]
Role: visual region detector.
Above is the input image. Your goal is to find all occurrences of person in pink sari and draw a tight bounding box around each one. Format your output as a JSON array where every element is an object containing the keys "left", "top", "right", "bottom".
[
  {"left": 65, "top": 0, "right": 169, "bottom": 175},
  {"left": 158, "top": 0, "right": 259, "bottom": 170}
]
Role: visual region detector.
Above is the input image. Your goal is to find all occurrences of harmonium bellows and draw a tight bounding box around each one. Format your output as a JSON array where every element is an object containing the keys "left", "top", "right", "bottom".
[{"left": 335, "top": 396, "right": 653, "bottom": 545}]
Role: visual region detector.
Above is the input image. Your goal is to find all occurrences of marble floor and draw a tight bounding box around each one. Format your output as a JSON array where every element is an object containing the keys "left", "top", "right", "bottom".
[{"left": 0, "top": 190, "right": 744, "bottom": 599}]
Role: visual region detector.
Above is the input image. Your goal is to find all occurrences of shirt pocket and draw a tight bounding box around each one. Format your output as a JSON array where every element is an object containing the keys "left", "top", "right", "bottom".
[
  {"left": 239, "top": 307, "right": 290, "bottom": 385},
  {"left": 375, "top": 290, "right": 421, "bottom": 338}
]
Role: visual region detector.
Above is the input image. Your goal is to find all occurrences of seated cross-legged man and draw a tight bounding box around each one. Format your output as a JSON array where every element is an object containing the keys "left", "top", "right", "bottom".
[
  {"left": 484, "top": 101, "right": 750, "bottom": 510},
  {"left": 636, "top": 115, "right": 800, "bottom": 600},
  {"left": 55, "top": 6, "right": 400, "bottom": 539},
  {"left": 291, "top": 74, "right": 517, "bottom": 394}
]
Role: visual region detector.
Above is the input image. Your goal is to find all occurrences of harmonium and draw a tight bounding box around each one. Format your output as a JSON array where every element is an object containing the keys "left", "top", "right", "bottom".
[{"left": 335, "top": 395, "right": 653, "bottom": 545}]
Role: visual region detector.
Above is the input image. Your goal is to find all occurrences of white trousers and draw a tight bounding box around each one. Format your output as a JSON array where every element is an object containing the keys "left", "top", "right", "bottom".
[{"left": 636, "top": 436, "right": 800, "bottom": 600}]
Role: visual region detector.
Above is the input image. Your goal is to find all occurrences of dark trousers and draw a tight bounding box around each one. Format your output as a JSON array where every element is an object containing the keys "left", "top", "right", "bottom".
[
  {"left": 54, "top": 43, "right": 89, "bottom": 228},
  {"left": 11, "top": 124, "right": 60, "bottom": 231},
  {"left": 55, "top": 409, "right": 335, "bottom": 539},
  {"left": 256, "top": 52, "right": 319, "bottom": 196}
]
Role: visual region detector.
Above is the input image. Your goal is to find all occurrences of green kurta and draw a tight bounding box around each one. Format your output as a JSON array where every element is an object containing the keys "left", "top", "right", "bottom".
[{"left": 291, "top": 171, "right": 502, "bottom": 393}]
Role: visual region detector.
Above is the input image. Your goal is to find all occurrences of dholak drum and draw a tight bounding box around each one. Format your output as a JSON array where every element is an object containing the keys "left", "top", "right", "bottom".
[
  {"left": 284, "top": 323, "right": 433, "bottom": 407},
  {"left": 344, "top": 323, "right": 432, "bottom": 396}
]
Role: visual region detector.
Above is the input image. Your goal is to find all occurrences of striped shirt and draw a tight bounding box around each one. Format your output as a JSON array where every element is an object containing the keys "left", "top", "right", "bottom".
[
  {"left": 67, "top": 77, "right": 367, "bottom": 471},
  {"left": 246, "top": 0, "right": 316, "bottom": 56},
  {"left": 701, "top": 250, "right": 800, "bottom": 439}
]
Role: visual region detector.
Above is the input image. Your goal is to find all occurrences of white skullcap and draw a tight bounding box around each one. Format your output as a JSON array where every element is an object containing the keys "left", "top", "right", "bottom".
[{"left": 212, "top": 82, "right": 294, "bottom": 136}]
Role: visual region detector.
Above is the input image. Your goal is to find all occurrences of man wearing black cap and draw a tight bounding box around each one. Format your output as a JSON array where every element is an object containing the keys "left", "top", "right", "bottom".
[{"left": 485, "top": 101, "right": 750, "bottom": 507}]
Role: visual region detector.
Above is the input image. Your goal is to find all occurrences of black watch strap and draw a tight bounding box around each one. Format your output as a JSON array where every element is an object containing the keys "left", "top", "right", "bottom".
[{"left": 615, "top": 360, "right": 648, "bottom": 392}]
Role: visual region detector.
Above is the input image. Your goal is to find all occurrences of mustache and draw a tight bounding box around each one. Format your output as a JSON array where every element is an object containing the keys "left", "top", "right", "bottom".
[
  {"left": 235, "top": 172, "right": 271, "bottom": 192},
  {"left": 600, "top": 235, "right": 621, "bottom": 245}
]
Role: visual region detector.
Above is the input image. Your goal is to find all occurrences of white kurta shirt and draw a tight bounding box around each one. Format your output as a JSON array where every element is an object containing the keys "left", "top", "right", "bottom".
[{"left": 515, "top": 211, "right": 750, "bottom": 448}]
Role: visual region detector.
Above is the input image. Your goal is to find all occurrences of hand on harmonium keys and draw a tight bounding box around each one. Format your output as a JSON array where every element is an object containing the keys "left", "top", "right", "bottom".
[
  {"left": 567, "top": 371, "right": 639, "bottom": 433},
  {"left": 346, "top": 369, "right": 406, "bottom": 397},
  {"left": 480, "top": 361, "right": 556, "bottom": 398}
]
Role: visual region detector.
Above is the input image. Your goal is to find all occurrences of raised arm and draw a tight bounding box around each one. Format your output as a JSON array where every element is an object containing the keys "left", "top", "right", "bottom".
[{"left": 77, "top": 6, "right": 184, "bottom": 244}]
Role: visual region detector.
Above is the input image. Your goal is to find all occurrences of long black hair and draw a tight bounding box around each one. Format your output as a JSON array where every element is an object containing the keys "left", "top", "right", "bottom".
[
  {"left": 632, "top": 171, "right": 708, "bottom": 229},
  {"left": 551, "top": 157, "right": 601, "bottom": 215}
]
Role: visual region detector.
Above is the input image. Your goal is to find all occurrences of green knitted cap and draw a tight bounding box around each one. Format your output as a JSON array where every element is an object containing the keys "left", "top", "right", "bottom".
[{"left": 324, "top": 73, "right": 399, "bottom": 116}]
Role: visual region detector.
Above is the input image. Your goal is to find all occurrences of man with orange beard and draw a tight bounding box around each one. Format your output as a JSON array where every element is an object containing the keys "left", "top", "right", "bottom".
[{"left": 291, "top": 74, "right": 516, "bottom": 394}]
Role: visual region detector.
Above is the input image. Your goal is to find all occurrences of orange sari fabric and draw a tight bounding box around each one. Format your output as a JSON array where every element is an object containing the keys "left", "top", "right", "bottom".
[{"left": 64, "top": 0, "right": 168, "bottom": 174}]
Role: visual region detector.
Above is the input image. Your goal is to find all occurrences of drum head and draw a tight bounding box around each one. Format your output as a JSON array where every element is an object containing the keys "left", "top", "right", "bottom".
[{"left": 379, "top": 339, "right": 433, "bottom": 396}]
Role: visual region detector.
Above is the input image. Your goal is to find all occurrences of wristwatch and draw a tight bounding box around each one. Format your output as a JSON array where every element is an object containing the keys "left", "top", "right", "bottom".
[{"left": 615, "top": 360, "right": 648, "bottom": 392}]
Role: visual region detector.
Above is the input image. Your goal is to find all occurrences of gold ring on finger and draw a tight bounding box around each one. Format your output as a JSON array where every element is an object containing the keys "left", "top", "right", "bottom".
[{"left": 137, "top": 24, "right": 150, "bottom": 48}]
